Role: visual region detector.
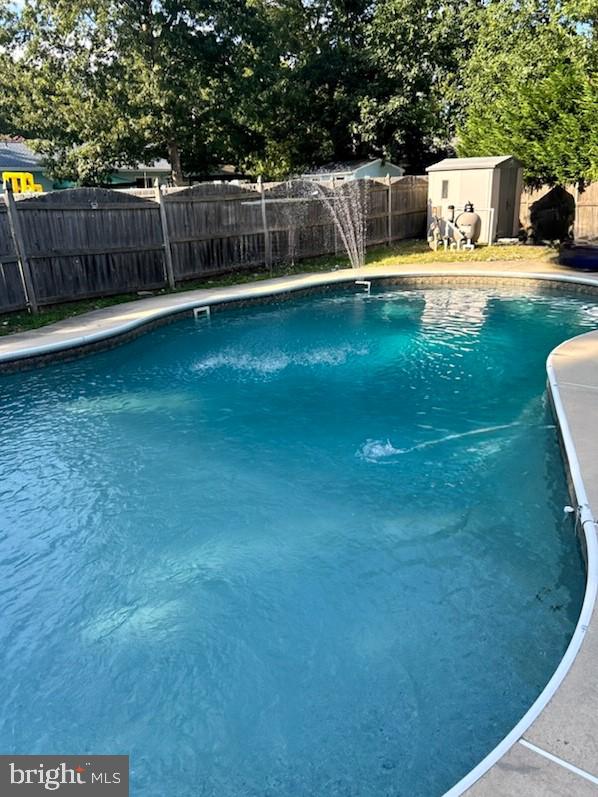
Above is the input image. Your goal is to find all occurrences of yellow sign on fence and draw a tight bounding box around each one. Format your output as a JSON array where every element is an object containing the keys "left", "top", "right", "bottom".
[{"left": 2, "top": 171, "right": 43, "bottom": 193}]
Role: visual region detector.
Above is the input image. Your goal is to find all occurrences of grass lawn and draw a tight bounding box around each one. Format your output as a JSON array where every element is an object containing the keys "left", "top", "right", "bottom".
[{"left": 0, "top": 240, "right": 555, "bottom": 337}]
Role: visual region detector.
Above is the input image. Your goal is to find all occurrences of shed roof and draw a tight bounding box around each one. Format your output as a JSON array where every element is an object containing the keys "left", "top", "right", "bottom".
[{"left": 426, "top": 156, "right": 520, "bottom": 172}]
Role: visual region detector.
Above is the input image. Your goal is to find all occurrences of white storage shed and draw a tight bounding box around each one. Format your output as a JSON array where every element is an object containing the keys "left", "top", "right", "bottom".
[{"left": 426, "top": 156, "right": 523, "bottom": 243}]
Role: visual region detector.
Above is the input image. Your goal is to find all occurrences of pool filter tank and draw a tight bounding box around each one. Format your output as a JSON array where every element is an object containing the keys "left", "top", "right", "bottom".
[
  {"left": 455, "top": 202, "right": 481, "bottom": 246},
  {"left": 428, "top": 201, "right": 482, "bottom": 251}
]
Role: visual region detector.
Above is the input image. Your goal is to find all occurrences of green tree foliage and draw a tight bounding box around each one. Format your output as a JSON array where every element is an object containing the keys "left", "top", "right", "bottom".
[
  {"left": 235, "top": 0, "right": 477, "bottom": 176},
  {"left": 232, "top": 1, "right": 376, "bottom": 178},
  {"left": 1, "top": 0, "right": 475, "bottom": 181},
  {"left": 358, "top": 0, "right": 479, "bottom": 173},
  {"left": 1, "top": 0, "right": 595, "bottom": 184},
  {"left": 1, "top": 0, "right": 249, "bottom": 183},
  {"left": 457, "top": 0, "right": 598, "bottom": 186},
  {"left": 0, "top": 1, "right": 19, "bottom": 135}
]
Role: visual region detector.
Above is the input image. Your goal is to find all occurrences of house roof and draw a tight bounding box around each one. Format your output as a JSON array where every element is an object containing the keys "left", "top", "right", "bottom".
[
  {"left": 318, "top": 159, "right": 376, "bottom": 173},
  {"left": 302, "top": 158, "right": 400, "bottom": 176},
  {"left": 0, "top": 140, "right": 170, "bottom": 174},
  {"left": 0, "top": 141, "right": 42, "bottom": 171},
  {"left": 186, "top": 164, "right": 249, "bottom": 179},
  {"left": 426, "top": 156, "right": 520, "bottom": 172},
  {"left": 118, "top": 159, "right": 171, "bottom": 174}
]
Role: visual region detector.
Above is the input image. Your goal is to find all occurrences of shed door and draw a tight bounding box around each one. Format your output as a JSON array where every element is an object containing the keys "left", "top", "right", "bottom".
[{"left": 496, "top": 168, "right": 518, "bottom": 238}]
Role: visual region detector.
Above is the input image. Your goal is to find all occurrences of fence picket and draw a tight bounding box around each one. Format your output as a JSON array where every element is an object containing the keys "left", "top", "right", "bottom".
[{"left": 4, "top": 184, "right": 38, "bottom": 314}]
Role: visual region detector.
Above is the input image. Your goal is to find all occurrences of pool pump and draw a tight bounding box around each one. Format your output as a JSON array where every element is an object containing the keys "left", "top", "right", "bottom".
[{"left": 428, "top": 201, "right": 482, "bottom": 252}]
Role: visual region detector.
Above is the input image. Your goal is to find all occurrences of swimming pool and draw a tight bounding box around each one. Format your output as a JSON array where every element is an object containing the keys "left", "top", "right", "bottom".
[{"left": 0, "top": 286, "right": 596, "bottom": 796}]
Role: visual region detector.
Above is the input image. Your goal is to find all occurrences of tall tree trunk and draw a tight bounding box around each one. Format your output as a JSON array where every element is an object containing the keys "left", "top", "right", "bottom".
[{"left": 169, "top": 140, "right": 184, "bottom": 186}]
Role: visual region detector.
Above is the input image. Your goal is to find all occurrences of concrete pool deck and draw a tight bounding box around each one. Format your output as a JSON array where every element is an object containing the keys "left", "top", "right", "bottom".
[{"left": 0, "top": 258, "right": 597, "bottom": 796}]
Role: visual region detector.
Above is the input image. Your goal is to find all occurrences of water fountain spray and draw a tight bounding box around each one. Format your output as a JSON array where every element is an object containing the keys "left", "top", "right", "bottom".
[{"left": 244, "top": 177, "right": 369, "bottom": 270}]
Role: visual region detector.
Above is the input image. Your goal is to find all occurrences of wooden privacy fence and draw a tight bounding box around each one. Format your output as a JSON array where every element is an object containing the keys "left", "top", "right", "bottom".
[
  {"left": 0, "top": 187, "right": 165, "bottom": 313},
  {"left": 519, "top": 181, "right": 598, "bottom": 241},
  {"left": 0, "top": 176, "right": 428, "bottom": 313},
  {"left": 576, "top": 183, "right": 598, "bottom": 240}
]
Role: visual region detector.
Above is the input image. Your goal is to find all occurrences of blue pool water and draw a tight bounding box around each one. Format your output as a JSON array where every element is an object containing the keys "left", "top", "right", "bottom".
[{"left": 0, "top": 286, "right": 596, "bottom": 796}]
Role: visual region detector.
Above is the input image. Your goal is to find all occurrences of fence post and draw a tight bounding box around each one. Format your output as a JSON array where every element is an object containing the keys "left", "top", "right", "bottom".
[
  {"left": 155, "top": 179, "right": 176, "bottom": 290},
  {"left": 574, "top": 181, "right": 580, "bottom": 239},
  {"left": 386, "top": 174, "right": 392, "bottom": 247},
  {"left": 258, "top": 176, "right": 272, "bottom": 274},
  {"left": 332, "top": 177, "right": 339, "bottom": 256},
  {"left": 4, "top": 182, "right": 38, "bottom": 314}
]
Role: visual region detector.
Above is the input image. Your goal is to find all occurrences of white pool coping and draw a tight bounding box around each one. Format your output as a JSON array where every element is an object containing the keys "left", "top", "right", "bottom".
[{"left": 1, "top": 262, "right": 597, "bottom": 795}]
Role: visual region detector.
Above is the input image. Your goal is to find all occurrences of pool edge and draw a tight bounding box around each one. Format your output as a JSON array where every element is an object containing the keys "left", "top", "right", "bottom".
[
  {"left": 2, "top": 266, "right": 598, "bottom": 371},
  {"left": 444, "top": 333, "right": 598, "bottom": 795}
]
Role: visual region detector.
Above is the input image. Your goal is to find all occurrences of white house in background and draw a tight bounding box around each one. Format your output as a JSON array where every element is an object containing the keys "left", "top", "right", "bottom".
[{"left": 301, "top": 158, "right": 405, "bottom": 182}]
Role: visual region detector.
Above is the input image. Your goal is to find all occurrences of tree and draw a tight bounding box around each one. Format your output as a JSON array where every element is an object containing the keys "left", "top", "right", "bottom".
[
  {"left": 6, "top": 0, "right": 593, "bottom": 186},
  {"left": 232, "top": 0, "right": 478, "bottom": 177},
  {"left": 457, "top": 0, "right": 598, "bottom": 186},
  {"left": 0, "top": 1, "right": 20, "bottom": 137},
  {"left": 357, "top": 0, "right": 479, "bottom": 173},
  {"left": 0, "top": 0, "right": 248, "bottom": 184},
  {"left": 229, "top": 1, "right": 376, "bottom": 178}
]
